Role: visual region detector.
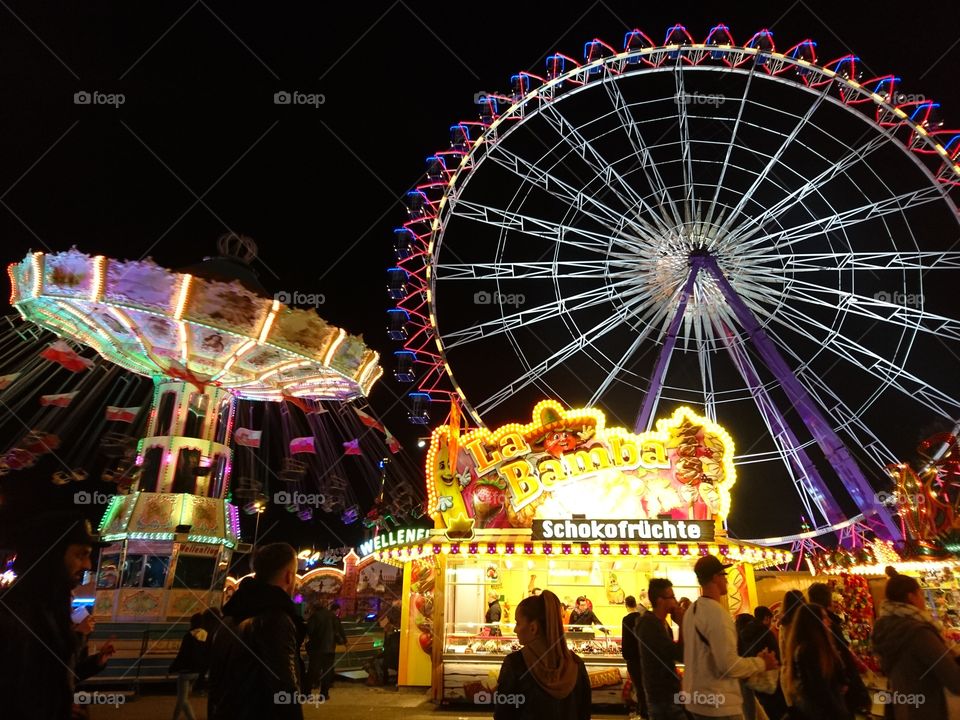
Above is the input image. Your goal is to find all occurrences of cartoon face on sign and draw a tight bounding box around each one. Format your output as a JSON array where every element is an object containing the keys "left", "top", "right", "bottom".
[{"left": 426, "top": 401, "right": 736, "bottom": 536}]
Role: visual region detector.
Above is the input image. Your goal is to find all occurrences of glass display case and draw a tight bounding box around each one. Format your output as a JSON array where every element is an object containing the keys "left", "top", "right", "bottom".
[{"left": 921, "top": 567, "right": 960, "bottom": 642}]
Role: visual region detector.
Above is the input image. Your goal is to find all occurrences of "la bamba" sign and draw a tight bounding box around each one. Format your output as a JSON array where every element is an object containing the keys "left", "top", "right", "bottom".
[{"left": 532, "top": 518, "right": 714, "bottom": 542}]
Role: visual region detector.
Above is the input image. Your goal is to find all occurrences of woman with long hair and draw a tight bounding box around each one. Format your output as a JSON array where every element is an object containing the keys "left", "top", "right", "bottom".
[
  {"left": 781, "top": 602, "right": 851, "bottom": 719},
  {"left": 494, "top": 589, "right": 591, "bottom": 719}
]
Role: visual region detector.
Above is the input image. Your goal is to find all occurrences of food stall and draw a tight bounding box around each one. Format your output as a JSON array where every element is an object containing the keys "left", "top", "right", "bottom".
[{"left": 359, "top": 400, "right": 791, "bottom": 704}]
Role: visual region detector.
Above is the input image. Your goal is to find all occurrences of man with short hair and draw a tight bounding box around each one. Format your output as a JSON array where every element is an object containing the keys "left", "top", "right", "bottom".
[
  {"left": 305, "top": 599, "right": 347, "bottom": 699},
  {"left": 807, "top": 582, "right": 848, "bottom": 647},
  {"left": 568, "top": 595, "right": 605, "bottom": 629},
  {"left": 209, "top": 542, "right": 305, "bottom": 720},
  {"left": 0, "top": 512, "right": 116, "bottom": 720},
  {"left": 621, "top": 595, "right": 648, "bottom": 720},
  {"left": 681, "top": 555, "right": 777, "bottom": 720},
  {"left": 638, "top": 579, "right": 685, "bottom": 720}
]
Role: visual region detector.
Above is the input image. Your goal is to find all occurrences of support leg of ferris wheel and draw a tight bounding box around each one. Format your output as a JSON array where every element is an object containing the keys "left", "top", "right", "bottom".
[
  {"left": 634, "top": 257, "right": 703, "bottom": 434},
  {"left": 717, "top": 321, "right": 840, "bottom": 529},
  {"left": 790, "top": 520, "right": 830, "bottom": 571},
  {"left": 699, "top": 253, "right": 902, "bottom": 541}
]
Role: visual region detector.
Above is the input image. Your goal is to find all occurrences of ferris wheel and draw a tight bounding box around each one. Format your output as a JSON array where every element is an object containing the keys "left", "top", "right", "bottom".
[{"left": 387, "top": 24, "right": 960, "bottom": 540}]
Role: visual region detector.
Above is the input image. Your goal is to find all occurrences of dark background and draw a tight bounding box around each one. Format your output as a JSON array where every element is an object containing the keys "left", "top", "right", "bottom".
[{"left": 1, "top": 1, "right": 958, "bottom": 549}]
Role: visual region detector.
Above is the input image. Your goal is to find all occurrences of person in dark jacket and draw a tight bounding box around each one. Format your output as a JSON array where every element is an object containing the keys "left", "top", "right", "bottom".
[
  {"left": 621, "top": 595, "right": 648, "bottom": 720},
  {"left": 781, "top": 602, "right": 851, "bottom": 720},
  {"left": 568, "top": 596, "right": 605, "bottom": 631},
  {"left": 495, "top": 590, "right": 591, "bottom": 720},
  {"left": 208, "top": 542, "right": 306, "bottom": 720},
  {"left": 305, "top": 600, "right": 347, "bottom": 698},
  {"left": 638, "top": 578, "right": 685, "bottom": 720},
  {"left": 808, "top": 582, "right": 850, "bottom": 648},
  {"left": 740, "top": 606, "right": 787, "bottom": 720},
  {"left": 169, "top": 612, "right": 209, "bottom": 720},
  {"left": 485, "top": 590, "right": 503, "bottom": 635},
  {"left": 872, "top": 573, "right": 960, "bottom": 720},
  {"left": 0, "top": 512, "right": 115, "bottom": 720}
]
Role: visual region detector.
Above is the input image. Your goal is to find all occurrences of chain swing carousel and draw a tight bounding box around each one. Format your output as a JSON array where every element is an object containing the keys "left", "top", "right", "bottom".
[{"left": 5, "top": 236, "right": 383, "bottom": 622}]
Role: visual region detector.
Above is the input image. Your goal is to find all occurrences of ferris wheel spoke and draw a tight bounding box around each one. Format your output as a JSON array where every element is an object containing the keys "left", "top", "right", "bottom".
[
  {"left": 673, "top": 62, "right": 696, "bottom": 222},
  {"left": 536, "top": 101, "right": 669, "bottom": 240},
  {"left": 728, "top": 131, "right": 893, "bottom": 246},
  {"left": 704, "top": 64, "right": 757, "bottom": 229},
  {"left": 716, "top": 81, "right": 835, "bottom": 238},
  {"left": 601, "top": 77, "right": 683, "bottom": 229},
  {"left": 586, "top": 315, "right": 662, "bottom": 407},
  {"left": 697, "top": 322, "right": 717, "bottom": 422},
  {"left": 484, "top": 142, "right": 645, "bottom": 236},
  {"left": 771, "top": 304, "right": 960, "bottom": 417},
  {"left": 440, "top": 277, "right": 641, "bottom": 350},
  {"left": 473, "top": 295, "right": 666, "bottom": 416},
  {"left": 782, "top": 277, "right": 960, "bottom": 342},
  {"left": 435, "top": 259, "right": 627, "bottom": 282},
  {"left": 450, "top": 199, "right": 618, "bottom": 255},
  {"left": 746, "top": 251, "right": 960, "bottom": 272},
  {"left": 738, "top": 185, "right": 944, "bottom": 252}
]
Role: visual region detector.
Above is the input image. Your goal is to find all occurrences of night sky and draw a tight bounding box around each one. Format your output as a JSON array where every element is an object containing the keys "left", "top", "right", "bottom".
[{"left": 1, "top": 1, "right": 959, "bottom": 548}]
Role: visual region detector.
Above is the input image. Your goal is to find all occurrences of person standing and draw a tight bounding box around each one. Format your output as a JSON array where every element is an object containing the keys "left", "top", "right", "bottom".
[
  {"left": 740, "top": 606, "right": 787, "bottom": 720},
  {"left": 872, "top": 573, "right": 960, "bottom": 720},
  {"left": 621, "top": 595, "right": 648, "bottom": 720},
  {"left": 807, "top": 582, "right": 849, "bottom": 648},
  {"left": 780, "top": 603, "right": 852, "bottom": 719},
  {"left": 682, "top": 555, "right": 777, "bottom": 720},
  {"left": 638, "top": 579, "right": 686, "bottom": 720},
  {"left": 486, "top": 591, "right": 503, "bottom": 636},
  {"left": 169, "top": 613, "right": 209, "bottom": 720},
  {"left": 0, "top": 512, "right": 116, "bottom": 720},
  {"left": 208, "top": 542, "right": 305, "bottom": 720},
  {"left": 305, "top": 600, "right": 347, "bottom": 699},
  {"left": 569, "top": 596, "right": 605, "bottom": 630},
  {"left": 494, "top": 590, "right": 591, "bottom": 720}
]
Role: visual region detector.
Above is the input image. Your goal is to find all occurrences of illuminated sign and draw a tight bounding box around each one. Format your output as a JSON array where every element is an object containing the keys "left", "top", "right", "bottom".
[
  {"left": 358, "top": 527, "right": 430, "bottom": 557},
  {"left": 427, "top": 401, "right": 736, "bottom": 538},
  {"left": 532, "top": 518, "right": 714, "bottom": 542}
]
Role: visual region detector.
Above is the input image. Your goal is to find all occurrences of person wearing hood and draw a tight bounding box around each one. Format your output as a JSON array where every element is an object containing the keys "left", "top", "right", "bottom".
[
  {"left": 169, "top": 612, "right": 209, "bottom": 720},
  {"left": 872, "top": 573, "right": 960, "bottom": 720},
  {"left": 0, "top": 512, "right": 116, "bottom": 720},
  {"left": 494, "top": 589, "right": 592, "bottom": 719},
  {"left": 208, "top": 542, "right": 306, "bottom": 720}
]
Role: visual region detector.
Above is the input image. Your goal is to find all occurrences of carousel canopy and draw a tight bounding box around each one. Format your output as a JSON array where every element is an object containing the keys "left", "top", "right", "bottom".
[{"left": 8, "top": 249, "right": 382, "bottom": 401}]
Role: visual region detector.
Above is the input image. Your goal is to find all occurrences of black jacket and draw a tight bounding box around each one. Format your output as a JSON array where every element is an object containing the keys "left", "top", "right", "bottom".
[
  {"left": 170, "top": 628, "right": 209, "bottom": 675},
  {"left": 493, "top": 650, "right": 591, "bottom": 720},
  {"left": 305, "top": 607, "right": 346, "bottom": 655},
  {"left": 208, "top": 577, "right": 306, "bottom": 720},
  {"left": 621, "top": 609, "right": 643, "bottom": 661},
  {"left": 638, "top": 611, "right": 683, "bottom": 704},
  {"left": 739, "top": 619, "right": 778, "bottom": 660},
  {"left": 568, "top": 608, "right": 603, "bottom": 628},
  {"left": 0, "top": 574, "right": 101, "bottom": 720}
]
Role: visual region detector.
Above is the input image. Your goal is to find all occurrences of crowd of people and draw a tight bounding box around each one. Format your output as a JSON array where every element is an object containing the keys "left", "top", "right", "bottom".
[{"left": 4, "top": 511, "right": 960, "bottom": 720}]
